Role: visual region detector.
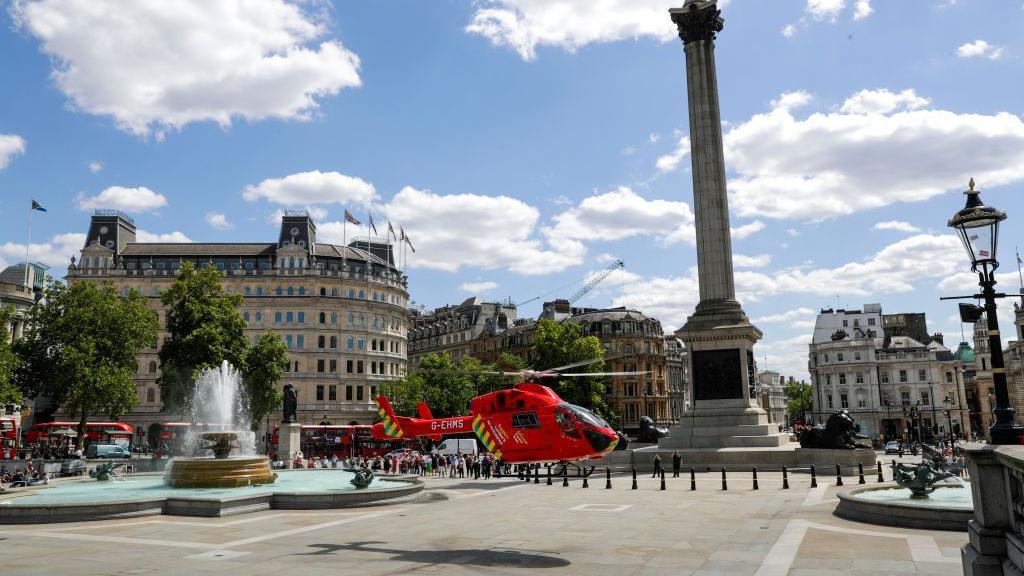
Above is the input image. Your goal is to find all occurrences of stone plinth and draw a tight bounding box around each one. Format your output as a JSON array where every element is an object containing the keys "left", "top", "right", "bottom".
[
  {"left": 276, "top": 422, "right": 302, "bottom": 463},
  {"left": 960, "top": 442, "right": 1024, "bottom": 576}
]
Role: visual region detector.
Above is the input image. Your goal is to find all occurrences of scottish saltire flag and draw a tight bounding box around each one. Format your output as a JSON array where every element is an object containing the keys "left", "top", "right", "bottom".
[{"left": 31, "top": 199, "right": 46, "bottom": 212}]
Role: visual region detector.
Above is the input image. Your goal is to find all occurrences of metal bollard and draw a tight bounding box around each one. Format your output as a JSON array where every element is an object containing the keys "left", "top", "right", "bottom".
[
  {"left": 690, "top": 467, "right": 696, "bottom": 491},
  {"left": 518, "top": 467, "right": 523, "bottom": 480},
  {"left": 835, "top": 464, "right": 844, "bottom": 487},
  {"left": 858, "top": 463, "right": 866, "bottom": 485},
  {"left": 562, "top": 469, "right": 569, "bottom": 487},
  {"left": 534, "top": 464, "right": 540, "bottom": 484},
  {"left": 606, "top": 467, "right": 612, "bottom": 490},
  {"left": 632, "top": 467, "right": 638, "bottom": 490},
  {"left": 546, "top": 466, "right": 552, "bottom": 486},
  {"left": 660, "top": 468, "right": 666, "bottom": 491},
  {"left": 752, "top": 467, "right": 759, "bottom": 490},
  {"left": 810, "top": 465, "right": 818, "bottom": 488},
  {"left": 876, "top": 461, "right": 884, "bottom": 483},
  {"left": 782, "top": 466, "right": 790, "bottom": 490},
  {"left": 582, "top": 473, "right": 589, "bottom": 488},
  {"left": 721, "top": 467, "right": 728, "bottom": 491}
]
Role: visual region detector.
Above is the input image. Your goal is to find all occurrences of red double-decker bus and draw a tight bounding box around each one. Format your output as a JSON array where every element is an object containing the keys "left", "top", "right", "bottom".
[
  {"left": 0, "top": 417, "right": 17, "bottom": 459},
  {"left": 272, "top": 425, "right": 412, "bottom": 459},
  {"left": 25, "top": 421, "right": 134, "bottom": 448}
]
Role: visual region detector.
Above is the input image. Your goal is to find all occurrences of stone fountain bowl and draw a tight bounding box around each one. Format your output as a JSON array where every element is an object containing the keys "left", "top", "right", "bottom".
[
  {"left": 165, "top": 456, "right": 278, "bottom": 489},
  {"left": 834, "top": 482, "right": 973, "bottom": 531},
  {"left": 201, "top": 432, "right": 239, "bottom": 459}
]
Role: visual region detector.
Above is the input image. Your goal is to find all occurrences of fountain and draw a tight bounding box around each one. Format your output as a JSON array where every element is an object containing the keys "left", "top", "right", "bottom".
[
  {"left": 163, "top": 361, "right": 277, "bottom": 488},
  {"left": 835, "top": 461, "right": 973, "bottom": 531}
]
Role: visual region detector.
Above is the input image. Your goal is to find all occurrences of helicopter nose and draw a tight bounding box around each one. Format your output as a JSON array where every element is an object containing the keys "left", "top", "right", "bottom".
[{"left": 583, "top": 428, "right": 616, "bottom": 453}]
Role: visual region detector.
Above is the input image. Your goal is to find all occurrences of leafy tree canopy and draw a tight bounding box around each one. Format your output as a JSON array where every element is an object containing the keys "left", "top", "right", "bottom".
[
  {"left": 785, "top": 379, "right": 813, "bottom": 424},
  {"left": 242, "top": 332, "right": 289, "bottom": 430},
  {"left": 16, "top": 281, "right": 158, "bottom": 448},
  {"left": 531, "top": 318, "right": 610, "bottom": 418},
  {"left": 158, "top": 262, "right": 248, "bottom": 416}
]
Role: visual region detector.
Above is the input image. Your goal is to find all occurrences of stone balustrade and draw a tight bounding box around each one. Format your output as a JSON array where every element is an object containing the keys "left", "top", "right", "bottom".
[{"left": 961, "top": 442, "right": 1024, "bottom": 575}]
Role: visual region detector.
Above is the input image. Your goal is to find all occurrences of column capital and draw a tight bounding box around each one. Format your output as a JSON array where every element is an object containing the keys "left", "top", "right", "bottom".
[{"left": 669, "top": 1, "right": 724, "bottom": 45}]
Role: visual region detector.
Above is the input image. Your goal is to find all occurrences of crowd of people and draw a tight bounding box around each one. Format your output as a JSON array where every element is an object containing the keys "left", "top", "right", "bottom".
[
  {"left": 0, "top": 462, "right": 49, "bottom": 489},
  {"left": 273, "top": 450, "right": 511, "bottom": 479}
]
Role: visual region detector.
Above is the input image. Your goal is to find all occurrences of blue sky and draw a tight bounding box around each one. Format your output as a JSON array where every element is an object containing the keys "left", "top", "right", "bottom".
[{"left": 1, "top": 0, "right": 1022, "bottom": 379}]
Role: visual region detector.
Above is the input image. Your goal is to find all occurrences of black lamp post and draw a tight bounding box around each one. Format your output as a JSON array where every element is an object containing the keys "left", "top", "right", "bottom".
[
  {"left": 885, "top": 399, "right": 893, "bottom": 442},
  {"left": 947, "top": 179, "right": 1024, "bottom": 444},
  {"left": 319, "top": 414, "right": 331, "bottom": 458},
  {"left": 943, "top": 394, "right": 955, "bottom": 447}
]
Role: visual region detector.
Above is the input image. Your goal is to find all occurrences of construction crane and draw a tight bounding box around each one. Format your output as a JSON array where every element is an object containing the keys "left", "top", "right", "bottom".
[
  {"left": 516, "top": 259, "right": 625, "bottom": 307},
  {"left": 566, "top": 259, "right": 624, "bottom": 304}
]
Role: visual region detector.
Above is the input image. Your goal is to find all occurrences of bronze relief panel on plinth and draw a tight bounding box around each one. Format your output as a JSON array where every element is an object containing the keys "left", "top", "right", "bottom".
[{"left": 692, "top": 348, "right": 743, "bottom": 400}]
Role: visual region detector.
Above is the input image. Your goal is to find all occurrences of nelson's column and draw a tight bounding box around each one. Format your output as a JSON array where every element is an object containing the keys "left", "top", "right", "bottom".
[{"left": 659, "top": 0, "right": 790, "bottom": 453}]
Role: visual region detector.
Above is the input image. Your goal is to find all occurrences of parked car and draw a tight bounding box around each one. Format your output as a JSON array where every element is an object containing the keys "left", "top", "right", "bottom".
[
  {"left": 85, "top": 444, "right": 132, "bottom": 459},
  {"left": 884, "top": 441, "right": 901, "bottom": 455}
]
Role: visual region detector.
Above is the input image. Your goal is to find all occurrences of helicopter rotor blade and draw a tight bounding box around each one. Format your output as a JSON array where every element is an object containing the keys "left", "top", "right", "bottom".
[
  {"left": 544, "top": 357, "right": 605, "bottom": 373},
  {"left": 557, "top": 371, "right": 651, "bottom": 377}
]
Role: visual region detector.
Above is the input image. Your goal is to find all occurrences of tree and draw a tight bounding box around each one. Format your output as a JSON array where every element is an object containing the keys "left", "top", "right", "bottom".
[
  {"left": 531, "top": 318, "right": 610, "bottom": 417},
  {"left": 242, "top": 332, "right": 289, "bottom": 430},
  {"left": 785, "top": 379, "right": 813, "bottom": 424},
  {"left": 158, "top": 262, "right": 248, "bottom": 416},
  {"left": 16, "top": 281, "right": 158, "bottom": 448},
  {"left": 380, "top": 353, "right": 480, "bottom": 419},
  {"left": 0, "top": 306, "right": 22, "bottom": 407}
]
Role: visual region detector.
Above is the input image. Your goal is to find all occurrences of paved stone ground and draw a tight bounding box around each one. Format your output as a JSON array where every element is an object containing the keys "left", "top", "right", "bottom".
[{"left": 0, "top": 461, "right": 964, "bottom": 576}]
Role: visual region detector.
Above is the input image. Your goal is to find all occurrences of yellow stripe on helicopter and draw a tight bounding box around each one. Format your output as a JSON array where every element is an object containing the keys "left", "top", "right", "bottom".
[{"left": 471, "top": 414, "right": 502, "bottom": 460}]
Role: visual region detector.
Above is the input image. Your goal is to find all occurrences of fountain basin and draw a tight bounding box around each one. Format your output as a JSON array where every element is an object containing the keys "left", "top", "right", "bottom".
[
  {"left": 835, "top": 482, "right": 973, "bottom": 531},
  {"left": 0, "top": 470, "right": 422, "bottom": 524},
  {"left": 165, "top": 456, "right": 277, "bottom": 488}
]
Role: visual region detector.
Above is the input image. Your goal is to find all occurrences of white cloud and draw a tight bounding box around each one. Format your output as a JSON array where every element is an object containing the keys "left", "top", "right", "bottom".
[
  {"left": 206, "top": 212, "right": 233, "bottom": 230},
  {"left": 656, "top": 136, "right": 690, "bottom": 173},
  {"left": 852, "top": 0, "right": 873, "bottom": 20},
  {"left": 243, "top": 170, "right": 376, "bottom": 206},
  {"left": 806, "top": 0, "right": 846, "bottom": 22},
  {"left": 465, "top": 0, "right": 688, "bottom": 61},
  {"left": 839, "top": 88, "right": 930, "bottom": 115},
  {"left": 721, "top": 89, "right": 1024, "bottom": 220},
  {"left": 0, "top": 232, "right": 85, "bottom": 270},
  {"left": 873, "top": 220, "right": 920, "bottom": 233},
  {"left": 648, "top": 133, "right": 660, "bottom": 144},
  {"left": 772, "top": 90, "right": 813, "bottom": 111},
  {"left": 76, "top": 186, "right": 167, "bottom": 213},
  {"left": 956, "top": 40, "right": 1005, "bottom": 60},
  {"left": 548, "top": 187, "right": 696, "bottom": 246},
  {"left": 595, "top": 253, "right": 619, "bottom": 264},
  {"left": 135, "top": 229, "right": 192, "bottom": 243},
  {"left": 460, "top": 281, "right": 499, "bottom": 293},
  {"left": 0, "top": 134, "right": 26, "bottom": 169},
  {"left": 88, "top": 161, "right": 103, "bottom": 173},
  {"left": 13, "top": 0, "right": 361, "bottom": 139},
  {"left": 319, "top": 186, "right": 584, "bottom": 275},
  {"left": 782, "top": 24, "right": 797, "bottom": 38},
  {"left": 734, "top": 254, "right": 772, "bottom": 269},
  {"left": 732, "top": 220, "right": 766, "bottom": 240},
  {"left": 754, "top": 307, "right": 817, "bottom": 324}
]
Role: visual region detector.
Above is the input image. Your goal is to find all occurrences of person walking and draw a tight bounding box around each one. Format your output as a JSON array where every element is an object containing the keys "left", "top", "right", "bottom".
[
  {"left": 672, "top": 450, "right": 682, "bottom": 478},
  {"left": 651, "top": 453, "right": 663, "bottom": 478}
]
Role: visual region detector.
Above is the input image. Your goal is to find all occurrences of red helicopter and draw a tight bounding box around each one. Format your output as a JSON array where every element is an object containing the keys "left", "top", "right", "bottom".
[{"left": 371, "top": 360, "right": 644, "bottom": 476}]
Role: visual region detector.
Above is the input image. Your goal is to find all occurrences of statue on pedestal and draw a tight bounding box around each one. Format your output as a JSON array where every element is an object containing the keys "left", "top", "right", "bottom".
[{"left": 283, "top": 384, "right": 297, "bottom": 423}]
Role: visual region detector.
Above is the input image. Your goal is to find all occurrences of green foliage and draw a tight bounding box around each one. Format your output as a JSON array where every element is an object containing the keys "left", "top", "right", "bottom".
[
  {"left": 158, "top": 262, "right": 248, "bottom": 415},
  {"left": 242, "top": 332, "right": 289, "bottom": 429},
  {"left": 785, "top": 379, "right": 813, "bottom": 423},
  {"left": 0, "top": 306, "right": 22, "bottom": 406},
  {"left": 380, "top": 353, "right": 484, "bottom": 419},
  {"left": 16, "top": 281, "right": 158, "bottom": 448},
  {"left": 531, "top": 318, "right": 609, "bottom": 416}
]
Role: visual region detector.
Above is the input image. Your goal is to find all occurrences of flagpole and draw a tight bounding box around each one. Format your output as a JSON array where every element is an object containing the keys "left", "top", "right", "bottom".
[
  {"left": 1017, "top": 246, "right": 1023, "bottom": 293},
  {"left": 23, "top": 204, "right": 32, "bottom": 288},
  {"left": 342, "top": 215, "right": 347, "bottom": 266}
]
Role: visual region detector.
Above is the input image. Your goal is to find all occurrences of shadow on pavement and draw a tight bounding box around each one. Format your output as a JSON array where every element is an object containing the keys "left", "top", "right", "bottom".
[
  {"left": 295, "top": 541, "right": 570, "bottom": 568},
  {"left": 427, "top": 481, "right": 521, "bottom": 491}
]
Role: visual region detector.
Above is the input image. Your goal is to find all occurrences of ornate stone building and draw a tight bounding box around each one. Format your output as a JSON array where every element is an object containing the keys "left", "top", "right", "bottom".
[
  {"left": 0, "top": 262, "right": 46, "bottom": 339},
  {"left": 62, "top": 210, "right": 410, "bottom": 431},
  {"left": 408, "top": 297, "right": 516, "bottom": 367},
  {"left": 664, "top": 336, "right": 688, "bottom": 425}
]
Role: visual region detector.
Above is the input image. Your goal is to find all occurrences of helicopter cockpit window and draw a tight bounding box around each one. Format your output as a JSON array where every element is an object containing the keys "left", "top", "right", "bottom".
[
  {"left": 512, "top": 412, "right": 541, "bottom": 429},
  {"left": 554, "top": 410, "right": 579, "bottom": 437},
  {"left": 561, "top": 404, "right": 610, "bottom": 428}
]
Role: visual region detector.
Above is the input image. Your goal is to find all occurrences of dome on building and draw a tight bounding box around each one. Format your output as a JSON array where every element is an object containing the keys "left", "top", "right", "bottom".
[{"left": 954, "top": 341, "right": 976, "bottom": 364}]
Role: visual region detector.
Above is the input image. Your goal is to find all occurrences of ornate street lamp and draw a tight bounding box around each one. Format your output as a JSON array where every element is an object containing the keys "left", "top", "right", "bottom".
[
  {"left": 943, "top": 394, "right": 955, "bottom": 447},
  {"left": 947, "top": 179, "right": 1024, "bottom": 444}
]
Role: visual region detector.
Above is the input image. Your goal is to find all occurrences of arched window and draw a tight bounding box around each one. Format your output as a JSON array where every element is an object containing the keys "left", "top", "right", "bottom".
[
  {"left": 298, "top": 286, "right": 305, "bottom": 296},
  {"left": 318, "top": 335, "right": 325, "bottom": 348},
  {"left": 276, "top": 286, "right": 283, "bottom": 296},
  {"left": 319, "top": 312, "right": 326, "bottom": 324},
  {"left": 243, "top": 312, "right": 250, "bottom": 322},
  {"left": 287, "top": 286, "right": 294, "bottom": 296},
  {"left": 146, "top": 388, "right": 155, "bottom": 403},
  {"left": 320, "top": 287, "right": 326, "bottom": 296},
  {"left": 330, "top": 336, "right": 337, "bottom": 348},
  {"left": 348, "top": 289, "right": 355, "bottom": 298},
  {"left": 358, "top": 290, "right": 365, "bottom": 299},
  {"left": 148, "top": 361, "right": 157, "bottom": 374},
  {"left": 331, "top": 288, "right": 338, "bottom": 297}
]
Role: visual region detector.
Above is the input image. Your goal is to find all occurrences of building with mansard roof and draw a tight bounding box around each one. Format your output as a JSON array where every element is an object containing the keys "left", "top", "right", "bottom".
[{"left": 59, "top": 210, "right": 410, "bottom": 441}]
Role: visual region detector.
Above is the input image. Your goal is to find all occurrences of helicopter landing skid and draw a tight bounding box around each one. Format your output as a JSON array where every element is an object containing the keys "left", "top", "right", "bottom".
[{"left": 550, "top": 461, "right": 596, "bottom": 478}]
